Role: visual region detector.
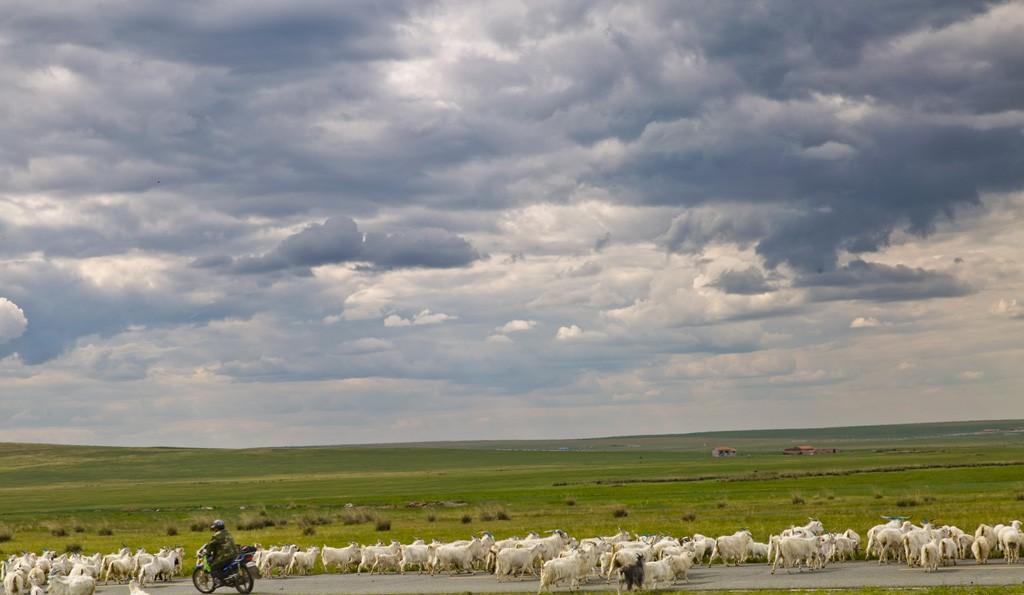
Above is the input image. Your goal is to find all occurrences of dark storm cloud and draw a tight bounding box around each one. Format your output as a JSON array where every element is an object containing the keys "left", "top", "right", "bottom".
[
  {"left": 710, "top": 267, "right": 775, "bottom": 295},
  {"left": 795, "top": 260, "right": 971, "bottom": 302},
  {"left": 222, "top": 217, "right": 480, "bottom": 273},
  {"left": 0, "top": 0, "right": 1021, "bottom": 382}
]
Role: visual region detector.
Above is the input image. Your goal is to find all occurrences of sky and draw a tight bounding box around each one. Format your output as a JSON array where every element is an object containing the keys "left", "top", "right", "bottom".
[{"left": 1, "top": 1, "right": 1023, "bottom": 447}]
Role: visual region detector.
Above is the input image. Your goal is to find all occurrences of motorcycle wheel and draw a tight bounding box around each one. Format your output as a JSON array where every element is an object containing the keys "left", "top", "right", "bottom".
[
  {"left": 192, "top": 568, "right": 217, "bottom": 594},
  {"left": 235, "top": 568, "right": 255, "bottom": 594}
]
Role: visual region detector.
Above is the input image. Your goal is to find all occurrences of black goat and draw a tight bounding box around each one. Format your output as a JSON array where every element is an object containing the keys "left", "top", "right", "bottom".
[{"left": 617, "top": 553, "right": 645, "bottom": 594}]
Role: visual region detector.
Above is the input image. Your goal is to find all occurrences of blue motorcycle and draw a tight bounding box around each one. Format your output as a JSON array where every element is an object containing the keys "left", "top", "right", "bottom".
[{"left": 192, "top": 545, "right": 258, "bottom": 594}]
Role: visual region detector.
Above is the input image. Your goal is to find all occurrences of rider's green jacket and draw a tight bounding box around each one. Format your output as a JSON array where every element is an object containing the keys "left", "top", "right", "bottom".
[{"left": 207, "top": 528, "right": 238, "bottom": 566}]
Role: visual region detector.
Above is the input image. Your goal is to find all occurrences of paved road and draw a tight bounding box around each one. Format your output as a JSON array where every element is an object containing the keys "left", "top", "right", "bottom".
[{"left": 98, "top": 562, "right": 1024, "bottom": 594}]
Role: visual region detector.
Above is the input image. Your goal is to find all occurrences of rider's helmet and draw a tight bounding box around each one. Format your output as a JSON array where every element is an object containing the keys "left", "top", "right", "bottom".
[{"left": 211, "top": 519, "right": 225, "bottom": 531}]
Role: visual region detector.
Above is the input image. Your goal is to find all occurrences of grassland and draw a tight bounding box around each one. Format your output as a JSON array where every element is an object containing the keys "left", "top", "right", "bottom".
[{"left": 1, "top": 419, "right": 1023, "bottom": 566}]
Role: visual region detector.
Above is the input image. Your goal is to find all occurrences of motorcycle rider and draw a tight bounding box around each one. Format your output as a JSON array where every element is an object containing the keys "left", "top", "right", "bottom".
[{"left": 205, "top": 519, "right": 239, "bottom": 579}]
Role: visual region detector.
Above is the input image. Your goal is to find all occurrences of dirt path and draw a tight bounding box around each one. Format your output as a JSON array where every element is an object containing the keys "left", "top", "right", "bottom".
[{"left": 105, "top": 561, "right": 1024, "bottom": 594}]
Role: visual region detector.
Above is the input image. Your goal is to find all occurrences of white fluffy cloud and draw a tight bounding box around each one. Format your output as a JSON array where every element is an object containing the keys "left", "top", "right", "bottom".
[
  {"left": 497, "top": 319, "right": 537, "bottom": 333},
  {"left": 850, "top": 316, "right": 882, "bottom": 328},
  {"left": 385, "top": 309, "right": 458, "bottom": 327},
  {"left": 0, "top": 298, "right": 27, "bottom": 344}
]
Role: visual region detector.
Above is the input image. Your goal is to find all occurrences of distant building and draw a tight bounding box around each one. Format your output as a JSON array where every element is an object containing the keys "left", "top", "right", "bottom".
[
  {"left": 783, "top": 445, "right": 817, "bottom": 455},
  {"left": 712, "top": 446, "right": 737, "bottom": 458}
]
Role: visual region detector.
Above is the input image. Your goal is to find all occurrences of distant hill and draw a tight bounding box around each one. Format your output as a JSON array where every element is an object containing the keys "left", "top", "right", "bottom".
[{"left": 351, "top": 418, "right": 1024, "bottom": 452}]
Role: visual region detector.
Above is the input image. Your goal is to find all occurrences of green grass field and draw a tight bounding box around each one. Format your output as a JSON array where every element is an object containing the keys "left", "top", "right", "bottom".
[{"left": 1, "top": 419, "right": 1023, "bottom": 567}]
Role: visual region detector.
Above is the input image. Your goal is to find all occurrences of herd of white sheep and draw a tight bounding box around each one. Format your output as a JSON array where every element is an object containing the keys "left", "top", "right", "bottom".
[
  {"left": 2, "top": 548, "right": 183, "bottom": 595},
  {"left": 3, "top": 518, "right": 1023, "bottom": 594}
]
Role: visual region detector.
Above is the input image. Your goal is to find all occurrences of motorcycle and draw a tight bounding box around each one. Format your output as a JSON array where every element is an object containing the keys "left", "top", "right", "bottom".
[{"left": 192, "top": 544, "right": 258, "bottom": 594}]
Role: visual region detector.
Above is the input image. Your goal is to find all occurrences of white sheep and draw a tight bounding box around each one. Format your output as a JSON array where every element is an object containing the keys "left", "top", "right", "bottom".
[
  {"left": 370, "top": 553, "right": 402, "bottom": 575},
  {"left": 708, "top": 530, "right": 752, "bottom": 566},
  {"left": 357, "top": 542, "right": 399, "bottom": 574},
  {"left": 285, "top": 547, "right": 319, "bottom": 576},
  {"left": 45, "top": 575, "right": 95, "bottom": 595},
  {"left": 399, "top": 543, "right": 431, "bottom": 574},
  {"left": 537, "top": 547, "right": 598, "bottom": 594},
  {"left": 431, "top": 538, "right": 486, "bottom": 575},
  {"left": 259, "top": 547, "right": 296, "bottom": 578},
  {"left": 771, "top": 535, "right": 822, "bottom": 574},
  {"left": 127, "top": 580, "right": 149, "bottom": 595},
  {"left": 920, "top": 538, "right": 941, "bottom": 572},
  {"left": 973, "top": 535, "right": 991, "bottom": 565},
  {"left": 643, "top": 552, "right": 693, "bottom": 588},
  {"left": 494, "top": 545, "right": 544, "bottom": 581},
  {"left": 321, "top": 544, "right": 361, "bottom": 573}
]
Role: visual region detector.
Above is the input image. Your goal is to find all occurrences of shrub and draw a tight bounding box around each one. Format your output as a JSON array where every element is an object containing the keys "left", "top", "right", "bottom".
[
  {"left": 923, "top": 495, "right": 937, "bottom": 504},
  {"left": 47, "top": 522, "right": 68, "bottom": 537},
  {"left": 479, "top": 510, "right": 495, "bottom": 522},
  {"left": 341, "top": 510, "right": 376, "bottom": 526},
  {"left": 426, "top": 513, "right": 437, "bottom": 523},
  {"left": 564, "top": 497, "right": 576, "bottom": 507},
  {"left": 461, "top": 514, "right": 472, "bottom": 524},
  {"left": 681, "top": 511, "right": 697, "bottom": 522},
  {"left": 612, "top": 507, "right": 629, "bottom": 518},
  {"left": 375, "top": 519, "right": 392, "bottom": 532},
  {"left": 300, "top": 514, "right": 333, "bottom": 526},
  {"left": 98, "top": 527, "right": 113, "bottom": 536},
  {"left": 0, "top": 526, "right": 12, "bottom": 543},
  {"left": 1016, "top": 492, "right": 1024, "bottom": 501},
  {"left": 896, "top": 497, "right": 919, "bottom": 508},
  {"left": 166, "top": 526, "right": 179, "bottom": 536},
  {"left": 64, "top": 543, "right": 83, "bottom": 554},
  {"left": 496, "top": 509, "right": 511, "bottom": 521},
  {"left": 716, "top": 501, "right": 728, "bottom": 509},
  {"left": 71, "top": 521, "right": 85, "bottom": 534},
  {"left": 791, "top": 493, "right": 806, "bottom": 505},
  {"left": 301, "top": 526, "right": 316, "bottom": 536},
  {"left": 874, "top": 492, "right": 884, "bottom": 500}
]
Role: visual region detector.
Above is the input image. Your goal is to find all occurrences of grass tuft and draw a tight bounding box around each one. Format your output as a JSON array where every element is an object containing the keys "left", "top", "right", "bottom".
[
  {"left": 461, "top": 514, "right": 472, "bottom": 524},
  {"left": 791, "top": 493, "right": 806, "bottom": 505},
  {"left": 564, "top": 497, "right": 576, "bottom": 507},
  {"left": 612, "top": 506, "right": 629, "bottom": 518},
  {"left": 375, "top": 519, "right": 392, "bottom": 531},
  {"left": 896, "top": 497, "right": 920, "bottom": 508},
  {"left": 682, "top": 511, "right": 697, "bottom": 522},
  {"left": 166, "top": 526, "right": 178, "bottom": 536},
  {"left": 64, "top": 543, "right": 83, "bottom": 554},
  {"left": 0, "top": 526, "right": 12, "bottom": 543}
]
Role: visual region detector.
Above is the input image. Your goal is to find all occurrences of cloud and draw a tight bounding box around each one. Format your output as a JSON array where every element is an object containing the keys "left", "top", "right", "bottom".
[
  {"left": 801, "top": 141, "right": 857, "bottom": 160},
  {"left": 850, "top": 316, "right": 882, "bottom": 328},
  {"left": 555, "top": 325, "right": 583, "bottom": 340},
  {"left": 0, "top": 1, "right": 1023, "bottom": 445},
  {"left": 709, "top": 267, "right": 775, "bottom": 295},
  {"left": 385, "top": 309, "right": 457, "bottom": 327},
  {"left": 796, "top": 260, "right": 971, "bottom": 302},
  {"left": 227, "top": 218, "right": 480, "bottom": 274},
  {"left": 497, "top": 319, "right": 537, "bottom": 333},
  {"left": 990, "top": 298, "right": 1022, "bottom": 318},
  {"left": 0, "top": 298, "right": 28, "bottom": 344}
]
